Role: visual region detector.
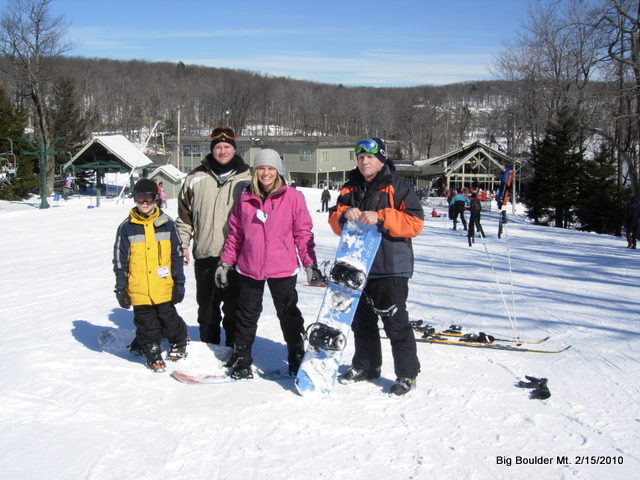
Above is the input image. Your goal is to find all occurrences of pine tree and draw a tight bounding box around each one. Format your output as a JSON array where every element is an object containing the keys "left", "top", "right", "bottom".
[
  {"left": 522, "top": 110, "right": 583, "bottom": 228},
  {"left": 0, "top": 84, "right": 36, "bottom": 200},
  {"left": 48, "top": 75, "right": 93, "bottom": 169},
  {"left": 575, "top": 145, "right": 625, "bottom": 235}
]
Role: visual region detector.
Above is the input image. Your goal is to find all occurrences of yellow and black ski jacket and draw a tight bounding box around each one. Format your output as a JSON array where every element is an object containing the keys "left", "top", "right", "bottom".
[{"left": 113, "top": 207, "right": 185, "bottom": 306}]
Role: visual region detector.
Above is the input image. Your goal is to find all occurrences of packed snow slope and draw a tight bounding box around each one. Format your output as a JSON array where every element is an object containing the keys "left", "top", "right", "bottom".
[{"left": 0, "top": 188, "right": 638, "bottom": 480}]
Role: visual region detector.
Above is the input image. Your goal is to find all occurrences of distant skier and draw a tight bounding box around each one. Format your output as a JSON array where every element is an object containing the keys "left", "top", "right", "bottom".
[
  {"left": 329, "top": 137, "right": 424, "bottom": 396},
  {"left": 320, "top": 186, "right": 331, "bottom": 212},
  {"left": 467, "top": 192, "right": 485, "bottom": 246},
  {"left": 626, "top": 196, "right": 639, "bottom": 249},
  {"left": 113, "top": 178, "right": 188, "bottom": 372},
  {"left": 450, "top": 190, "right": 470, "bottom": 230}
]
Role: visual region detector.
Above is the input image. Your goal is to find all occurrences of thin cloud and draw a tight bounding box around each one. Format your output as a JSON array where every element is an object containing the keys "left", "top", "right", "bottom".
[{"left": 180, "top": 52, "right": 493, "bottom": 86}]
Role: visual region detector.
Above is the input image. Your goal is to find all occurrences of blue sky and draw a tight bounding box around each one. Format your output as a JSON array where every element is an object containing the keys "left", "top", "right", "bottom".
[{"left": 9, "top": 0, "right": 529, "bottom": 87}]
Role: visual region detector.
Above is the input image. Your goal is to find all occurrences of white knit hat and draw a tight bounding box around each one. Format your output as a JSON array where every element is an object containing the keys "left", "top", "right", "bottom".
[{"left": 253, "top": 149, "right": 283, "bottom": 175}]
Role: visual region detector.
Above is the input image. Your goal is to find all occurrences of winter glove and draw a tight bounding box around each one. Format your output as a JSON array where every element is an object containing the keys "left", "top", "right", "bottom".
[
  {"left": 173, "top": 284, "right": 185, "bottom": 304},
  {"left": 215, "top": 262, "right": 231, "bottom": 289},
  {"left": 114, "top": 289, "right": 131, "bottom": 309},
  {"left": 517, "top": 375, "right": 545, "bottom": 389},
  {"left": 531, "top": 380, "right": 551, "bottom": 400},
  {"left": 305, "top": 264, "right": 325, "bottom": 286}
]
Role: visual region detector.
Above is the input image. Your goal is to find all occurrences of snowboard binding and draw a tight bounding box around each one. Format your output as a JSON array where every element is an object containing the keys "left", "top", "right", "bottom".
[
  {"left": 329, "top": 261, "right": 367, "bottom": 290},
  {"left": 306, "top": 322, "right": 347, "bottom": 352}
]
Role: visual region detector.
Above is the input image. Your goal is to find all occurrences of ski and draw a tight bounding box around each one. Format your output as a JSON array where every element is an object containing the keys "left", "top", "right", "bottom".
[
  {"left": 415, "top": 335, "right": 570, "bottom": 354},
  {"left": 409, "top": 322, "right": 550, "bottom": 345}
]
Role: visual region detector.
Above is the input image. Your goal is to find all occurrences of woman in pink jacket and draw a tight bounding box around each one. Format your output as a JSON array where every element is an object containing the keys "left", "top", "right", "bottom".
[{"left": 215, "top": 149, "right": 323, "bottom": 379}]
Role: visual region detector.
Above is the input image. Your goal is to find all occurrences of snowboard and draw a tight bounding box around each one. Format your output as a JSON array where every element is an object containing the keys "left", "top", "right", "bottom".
[
  {"left": 295, "top": 221, "right": 382, "bottom": 396},
  {"left": 171, "top": 368, "right": 288, "bottom": 384}
]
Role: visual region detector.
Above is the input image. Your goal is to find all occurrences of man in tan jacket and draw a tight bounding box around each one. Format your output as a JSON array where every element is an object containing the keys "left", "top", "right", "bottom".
[{"left": 176, "top": 127, "right": 251, "bottom": 345}]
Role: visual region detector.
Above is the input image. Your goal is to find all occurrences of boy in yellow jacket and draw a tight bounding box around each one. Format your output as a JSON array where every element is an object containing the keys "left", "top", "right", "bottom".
[{"left": 113, "top": 179, "right": 188, "bottom": 372}]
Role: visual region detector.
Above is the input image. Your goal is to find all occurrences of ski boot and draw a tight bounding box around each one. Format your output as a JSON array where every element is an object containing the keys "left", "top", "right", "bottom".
[
  {"left": 142, "top": 342, "right": 166, "bottom": 372},
  {"left": 228, "top": 344, "right": 253, "bottom": 380},
  {"left": 128, "top": 338, "right": 143, "bottom": 356},
  {"left": 390, "top": 377, "right": 416, "bottom": 396},
  {"left": 339, "top": 367, "right": 381, "bottom": 384},
  {"left": 306, "top": 322, "right": 347, "bottom": 352}
]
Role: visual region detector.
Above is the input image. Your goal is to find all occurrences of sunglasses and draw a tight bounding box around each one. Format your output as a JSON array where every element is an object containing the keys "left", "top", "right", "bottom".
[
  {"left": 134, "top": 193, "right": 156, "bottom": 204},
  {"left": 210, "top": 129, "right": 236, "bottom": 142},
  {"left": 354, "top": 138, "right": 381, "bottom": 155}
]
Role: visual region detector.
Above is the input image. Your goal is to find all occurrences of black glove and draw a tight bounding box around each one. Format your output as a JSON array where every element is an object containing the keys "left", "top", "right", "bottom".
[
  {"left": 173, "top": 284, "right": 185, "bottom": 304},
  {"left": 517, "top": 375, "right": 545, "bottom": 388},
  {"left": 305, "top": 264, "right": 325, "bottom": 285},
  {"left": 531, "top": 380, "right": 551, "bottom": 400},
  {"left": 114, "top": 289, "right": 131, "bottom": 309},
  {"left": 215, "top": 262, "right": 231, "bottom": 289}
]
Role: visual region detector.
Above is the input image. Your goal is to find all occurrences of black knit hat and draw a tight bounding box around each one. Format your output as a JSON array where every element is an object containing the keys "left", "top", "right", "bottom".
[
  {"left": 370, "top": 137, "right": 387, "bottom": 164},
  {"left": 210, "top": 126, "right": 237, "bottom": 151},
  {"left": 133, "top": 178, "right": 157, "bottom": 194}
]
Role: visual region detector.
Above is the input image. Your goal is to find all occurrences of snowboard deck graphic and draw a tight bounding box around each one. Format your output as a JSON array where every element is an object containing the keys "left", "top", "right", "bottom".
[
  {"left": 171, "top": 368, "right": 288, "bottom": 384},
  {"left": 295, "top": 221, "right": 382, "bottom": 396}
]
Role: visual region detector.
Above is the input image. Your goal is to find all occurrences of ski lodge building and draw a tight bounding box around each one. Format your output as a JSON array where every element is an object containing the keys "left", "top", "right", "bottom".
[
  {"left": 169, "top": 136, "right": 515, "bottom": 194},
  {"left": 395, "top": 141, "right": 518, "bottom": 195}
]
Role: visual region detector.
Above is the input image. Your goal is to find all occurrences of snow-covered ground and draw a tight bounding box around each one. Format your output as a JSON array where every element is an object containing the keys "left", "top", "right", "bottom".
[{"left": 1, "top": 188, "right": 638, "bottom": 480}]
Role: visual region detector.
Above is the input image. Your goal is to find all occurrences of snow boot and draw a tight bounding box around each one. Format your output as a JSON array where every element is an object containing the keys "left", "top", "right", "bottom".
[
  {"left": 167, "top": 339, "right": 188, "bottom": 362},
  {"left": 128, "top": 338, "right": 143, "bottom": 356},
  {"left": 229, "top": 344, "right": 253, "bottom": 380},
  {"left": 339, "top": 367, "right": 381, "bottom": 384},
  {"left": 142, "top": 342, "right": 166, "bottom": 372},
  {"left": 287, "top": 340, "right": 305, "bottom": 376},
  {"left": 389, "top": 377, "right": 416, "bottom": 396}
]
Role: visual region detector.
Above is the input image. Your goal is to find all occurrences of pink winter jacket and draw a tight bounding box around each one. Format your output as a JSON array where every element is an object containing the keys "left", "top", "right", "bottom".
[{"left": 220, "top": 185, "right": 317, "bottom": 280}]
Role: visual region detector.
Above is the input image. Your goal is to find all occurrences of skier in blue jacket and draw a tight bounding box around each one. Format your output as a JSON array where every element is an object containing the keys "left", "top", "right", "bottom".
[{"left": 449, "top": 191, "right": 470, "bottom": 230}]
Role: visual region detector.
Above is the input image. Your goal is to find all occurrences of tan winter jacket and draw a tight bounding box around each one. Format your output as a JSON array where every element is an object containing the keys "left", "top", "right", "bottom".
[{"left": 176, "top": 154, "right": 251, "bottom": 260}]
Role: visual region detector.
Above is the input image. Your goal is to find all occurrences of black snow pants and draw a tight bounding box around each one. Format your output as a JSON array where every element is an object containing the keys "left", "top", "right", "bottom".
[
  {"left": 452, "top": 201, "right": 467, "bottom": 230},
  {"left": 194, "top": 256, "right": 238, "bottom": 344},
  {"left": 232, "top": 273, "right": 305, "bottom": 351},
  {"left": 351, "top": 276, "right": 420, "bottom": 379},
  {"left": 133, "top": 302, "right": 188, "bottom": 347}
]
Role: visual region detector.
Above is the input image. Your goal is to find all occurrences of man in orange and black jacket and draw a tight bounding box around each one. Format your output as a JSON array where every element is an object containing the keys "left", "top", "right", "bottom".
[{"left": 329, "top": 137, "right": 424, "bottom": 396}]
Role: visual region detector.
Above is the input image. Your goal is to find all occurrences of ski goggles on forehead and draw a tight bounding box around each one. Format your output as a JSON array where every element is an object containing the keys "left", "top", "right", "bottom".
[
  {"left": 210, "top": 130, "right": 236, "bottom": 142},
  {"left": 134, "top": 193, "right": 156, "bottom": 204},
  {"left": 354, "top": 138, "right": 380, "bottom": 155}
]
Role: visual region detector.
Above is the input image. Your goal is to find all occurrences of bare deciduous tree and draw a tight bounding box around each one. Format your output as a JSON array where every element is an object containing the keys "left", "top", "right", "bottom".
[{"left": 0, "top": 0, "right": 74, "bottom": 189}]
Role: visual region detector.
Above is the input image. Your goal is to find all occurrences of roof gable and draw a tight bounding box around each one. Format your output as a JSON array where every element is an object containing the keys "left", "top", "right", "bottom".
[{"left": 64, "top": 135, "right": 153, "bottom": 171}]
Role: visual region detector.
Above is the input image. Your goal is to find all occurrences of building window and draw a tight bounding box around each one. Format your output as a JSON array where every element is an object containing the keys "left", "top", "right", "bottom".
[
  {"left": 320, "top": 151, "right": 330, "bottom": 163},
  {"left": 299, "top": 150, "right": 312, "bottom": 162},
  {"left": 183, "top": 144, "right": 202, "bottom": 156},
  {"left": 350, "top": 151, "right": 356, "bottom": 162}
]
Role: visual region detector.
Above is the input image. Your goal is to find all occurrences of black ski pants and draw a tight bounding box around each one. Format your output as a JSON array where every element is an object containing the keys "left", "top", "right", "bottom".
[
  {"left": 233, "top": 273, "right": 305, "bottom": 351},
  {"left": 468, "top": 211, "right": 484, "bottom": 237},
  {"left": 351, "top": 276, "right": 420, "bottom": 378},
  {"left": 452, "top": 202, "right": 467, "bottom": 230},
  {"left": 133, "top": 302, "right": 188, "bottom": 347},
  {"left": 194, "top": 256, "right": 238, "bottom": 344}
]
